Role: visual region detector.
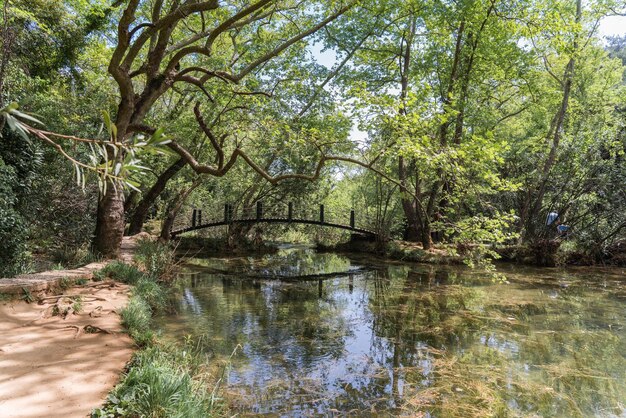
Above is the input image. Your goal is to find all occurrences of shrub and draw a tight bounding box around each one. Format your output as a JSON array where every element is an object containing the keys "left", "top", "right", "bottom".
[
  {"left": 51, "top": 244, "right": 101, "bottom": 269},
  {"left": 0, "top": 160, "right": 30, "bottom": 277},
  {"left": 133, "top": 239, "right": 176, "bottom": 281}
]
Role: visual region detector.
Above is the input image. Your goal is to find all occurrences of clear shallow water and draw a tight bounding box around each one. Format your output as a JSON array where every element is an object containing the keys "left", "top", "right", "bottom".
[{"left": 156, "top": 247, "right": 626, "bottom": 417}]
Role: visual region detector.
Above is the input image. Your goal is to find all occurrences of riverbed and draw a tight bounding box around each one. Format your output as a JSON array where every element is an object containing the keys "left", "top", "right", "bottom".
[{"left": 156, "top": 246, "right": 626, "bottom": 417}]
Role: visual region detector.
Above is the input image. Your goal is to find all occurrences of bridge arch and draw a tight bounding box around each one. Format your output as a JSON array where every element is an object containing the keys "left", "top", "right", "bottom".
[{"left": 170, "top": 202, "right": 378, "bottom": 238}]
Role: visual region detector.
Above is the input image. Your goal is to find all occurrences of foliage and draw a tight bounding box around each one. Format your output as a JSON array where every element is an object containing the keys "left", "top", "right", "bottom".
[
  {"left": 93, "top": 343, "right": 220, "bottom": 418},
  {"left": 0, "top": 156, "right": 30, "bottom": 276},
  {"left": 1, "top": 0, "right": 626, "bottom": 267},
  {"left": 133, "top": 239, "right": 176, "bottom": 282},
  {"left": 95, "top": 262, "right": 144, "bottom": 285}
]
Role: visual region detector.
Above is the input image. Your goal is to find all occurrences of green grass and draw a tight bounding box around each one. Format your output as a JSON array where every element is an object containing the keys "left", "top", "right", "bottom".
[
  {"left": 121, "top": 296, "right": 154, "bottom": 347},
  {"left": 0, "top": 293, "right": 13, "bottom": 302},
  {"left": 95, "top": 261, "right": 144, "bottom": 284},
  {"left": 72, "top": 295, "right": 83, "bottom": 313},
  {"left": 94, "top": 345, "right": 219, "bottom": 418},
  {"left": 59, "top": 276, "right": 72, "bottom": 290},
  {"left": 133, "top": 239, "right": 176, "bottom": 282},
  {"left": 51, "top": 244, "right": 102, "bottom": 270},
  {"left": 93, "top": 241, "right": 224, "bottom": 418},
  {"left": 135, "top": 277, "right": 168, "bottom": 312},
  {"left": 21, "top": 287, "right": 34, "bottom": 303}
]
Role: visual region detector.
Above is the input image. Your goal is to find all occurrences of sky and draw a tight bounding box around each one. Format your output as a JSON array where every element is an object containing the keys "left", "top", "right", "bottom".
[
  {"left": 308, "top": 15, "right": 626, "bottom": 143},
  {"left": 598, "top": 15, "right": 626, "bottom": 39},
  {"left": 314, "top": 15, "right": 626, "bottom": 70}
]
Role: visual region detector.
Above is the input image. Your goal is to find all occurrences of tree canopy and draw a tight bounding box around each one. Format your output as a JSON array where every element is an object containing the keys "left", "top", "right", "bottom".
[{"left": 1, "top": 0, "right": 626, "bottom": 271}]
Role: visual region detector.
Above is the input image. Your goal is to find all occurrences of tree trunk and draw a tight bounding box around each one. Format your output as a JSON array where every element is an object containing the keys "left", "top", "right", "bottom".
[
  {"left": 520, "top": 0, "right": 580, "bottom": 241},
  {"left": 160, "top": 178, "right": 201, "bottom": 241},
  {"left": 420, "top": 220, "right": 433, "bottom": 250},
  {"left": 399, "top": 157, "right": 421, "bottom": 241},
  {"left": 93, "top": 184, "right": 125, "bottom": 257},
  {"left": 397, "top": 17, "right": 422, "bottom": 242},
  {"left": 128, "top": 158, "right": 185, "bottom": 235}
]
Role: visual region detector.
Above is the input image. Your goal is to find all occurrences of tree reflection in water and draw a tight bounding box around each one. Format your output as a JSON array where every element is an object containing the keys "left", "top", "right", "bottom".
[{"left": 156, "top": 247, "right": 626, "bottom": 416}]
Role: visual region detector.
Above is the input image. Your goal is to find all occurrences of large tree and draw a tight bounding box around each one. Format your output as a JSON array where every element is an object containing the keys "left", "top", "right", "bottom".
[{"left": 91, "top": 0, "right": 360, "bottom": 256}]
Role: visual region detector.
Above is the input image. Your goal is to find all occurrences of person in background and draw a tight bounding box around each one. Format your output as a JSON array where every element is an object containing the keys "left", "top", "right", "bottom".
[
  {"left": 546, "top": 211, "right": 559, "bottom": 227},
  {"left": 557, "top": 223, "right": 570, "bottom": 238}
]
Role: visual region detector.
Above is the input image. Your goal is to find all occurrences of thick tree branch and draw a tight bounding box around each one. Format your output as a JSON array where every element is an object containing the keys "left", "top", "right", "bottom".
[
  {"left": 194, "top": 103, "right": 224, "bottom": 168},
  {"left": 231, "top": 1, "right": 356, "bottom": 82}
]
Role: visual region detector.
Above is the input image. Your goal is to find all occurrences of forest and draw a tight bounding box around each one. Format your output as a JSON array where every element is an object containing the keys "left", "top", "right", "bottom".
[{"left": 1, "top": 0, "right": 626, "bottom": 276}]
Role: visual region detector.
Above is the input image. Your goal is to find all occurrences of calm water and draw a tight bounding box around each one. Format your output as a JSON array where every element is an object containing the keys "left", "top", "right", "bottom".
[{"left": 156, "top": 246, "right": 626, "bottom": 417}]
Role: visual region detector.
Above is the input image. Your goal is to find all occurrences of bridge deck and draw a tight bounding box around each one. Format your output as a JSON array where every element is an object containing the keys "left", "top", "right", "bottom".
[{"left": 171, "top": 217, "right": 377, "bottom": 237}]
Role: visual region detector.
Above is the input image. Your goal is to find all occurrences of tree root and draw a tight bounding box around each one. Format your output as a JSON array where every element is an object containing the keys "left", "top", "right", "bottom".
[
  {"left": 38, "top": 295, "right": 107, "bottom": 304},
  {"left": 64, "top": 324, "right": 113, "bottom": 339},
  {"left": 84, "top": 325, "right": 112, "bottom": 334},
  {"left": 64, "top": 325, "right": 82, "bottom": 338},
  {"left": 84, "top": 280, "right": 117, "bottom": 287},
  {"left": 85, "top": 281, "right": 122, "bottom": 292}
]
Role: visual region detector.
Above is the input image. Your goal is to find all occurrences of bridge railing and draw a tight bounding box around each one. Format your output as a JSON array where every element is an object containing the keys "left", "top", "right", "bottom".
[{"left": 174, "top": 201, "right": 379, "bottom": 234}]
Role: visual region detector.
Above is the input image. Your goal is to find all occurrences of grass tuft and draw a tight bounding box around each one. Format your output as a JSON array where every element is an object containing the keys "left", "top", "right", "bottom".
[
  {"left": 96, "top": 262, "right": 144, "bottom": 285},
  {"left": 133, "top": 239, "right": 176, "bottom": 282},
  {"left": 94, "top": 345, "right": 218, "bottom": 418},
  {"left": 93, "top": 241, "right": 224, "bottom": 418},
  {"left": 121, "top": 297, "right": 154, "bottom": 347}
]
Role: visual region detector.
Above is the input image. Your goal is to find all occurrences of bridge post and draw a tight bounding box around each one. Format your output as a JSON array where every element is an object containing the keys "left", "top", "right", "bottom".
[
  {"left": 224, "top": 204, "right": 229, "bottom": 222},
  {"left": 320, "top": 204, "right": 324, "bottom": 223},
  {"left": 350, "top": 210, "right": 355, "bottom": 228},
  {"left": 256, "top": 201, "right": 263, "bottom": 220},
  {"left": 288, "top": 202, "right": 293, "bottom": 221},
  {"left": 228, "top": 204, "right": 234, "bottom": 223},
  {"left": 192, "top": 209, "right": 197, "bottom": 227},
  {"left": 197, "top": 209, "right": 202, "bottom": 226}
]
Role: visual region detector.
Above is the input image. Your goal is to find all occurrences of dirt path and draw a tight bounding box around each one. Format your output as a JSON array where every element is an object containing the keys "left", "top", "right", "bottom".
[
  {"left": 0, "top": 281, "right": 134, "bottom": 417},
  {"left": 0, "top": 235, "right": 149, "bottom": 418}
]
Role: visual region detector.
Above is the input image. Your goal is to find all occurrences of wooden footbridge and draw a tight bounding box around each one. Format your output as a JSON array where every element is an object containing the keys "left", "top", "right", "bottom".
[{"left": 171, "top": 202, "right": 378, "bottom": 238}]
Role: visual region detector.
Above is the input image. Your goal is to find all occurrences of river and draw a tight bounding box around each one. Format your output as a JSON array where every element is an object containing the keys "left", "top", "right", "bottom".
[{"left": 155, "top": 245, "right": 626, "bottom": 417}]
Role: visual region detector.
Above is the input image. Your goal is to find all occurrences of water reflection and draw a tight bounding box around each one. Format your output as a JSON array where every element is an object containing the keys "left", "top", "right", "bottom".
[{"left": 156, "top": 247, "right": 626, "bottom": 417}]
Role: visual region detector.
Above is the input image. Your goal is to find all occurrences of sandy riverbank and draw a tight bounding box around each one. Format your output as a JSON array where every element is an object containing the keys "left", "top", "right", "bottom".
[{"left": 0, "top": 281, "right": 134, "bottom": 418}]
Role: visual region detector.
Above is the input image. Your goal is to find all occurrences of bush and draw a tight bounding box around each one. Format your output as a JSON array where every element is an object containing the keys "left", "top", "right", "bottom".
[
  {"left": 0, "top": 160, "right": 30, "bottom": 277},
  {"left": 133, "top": 239, "right": 176, "bottom": 281},
  {"left": 51, "top": 243, "right": 100, "bottom": 269}
]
